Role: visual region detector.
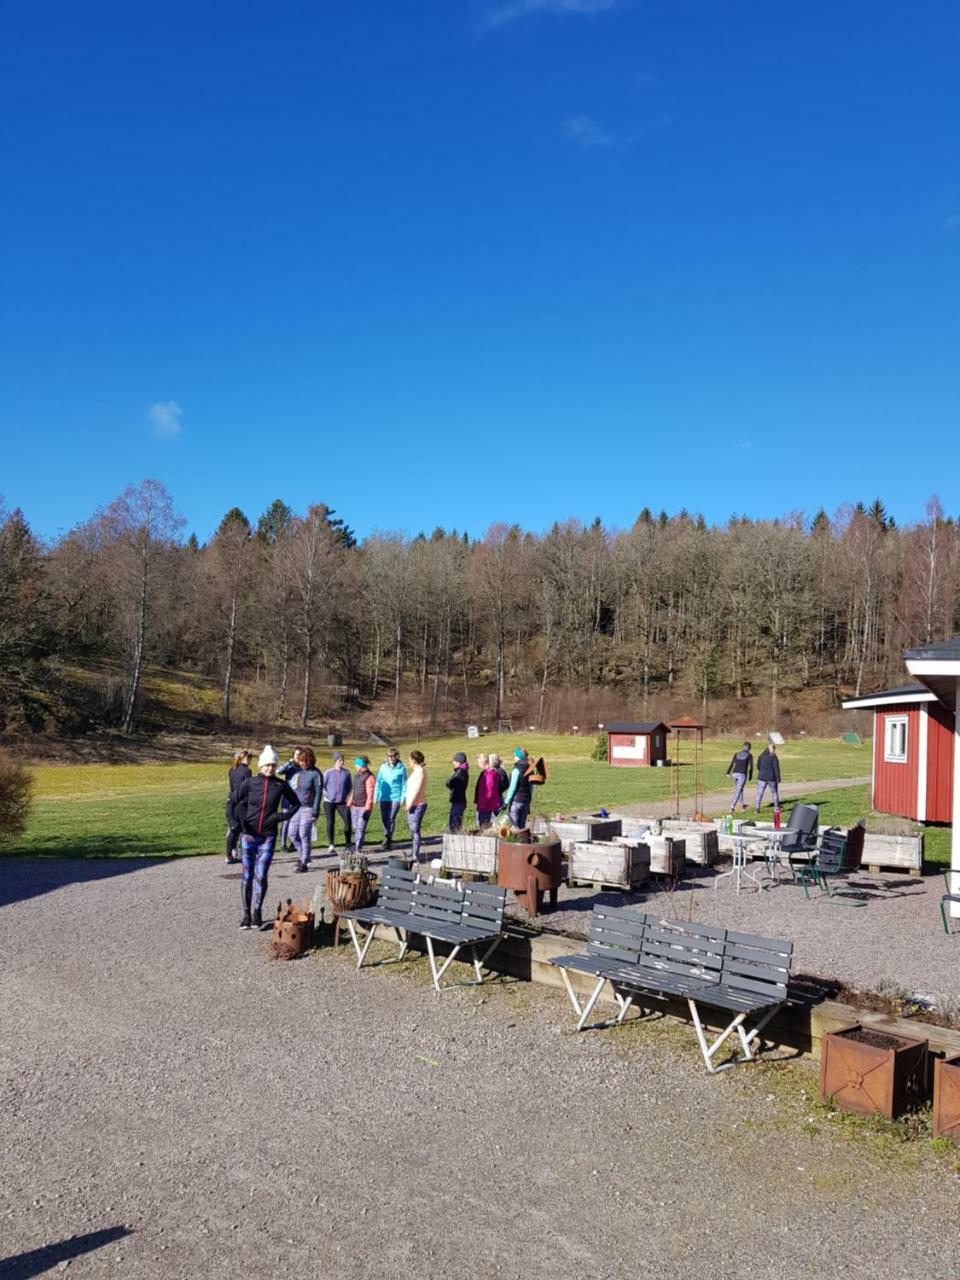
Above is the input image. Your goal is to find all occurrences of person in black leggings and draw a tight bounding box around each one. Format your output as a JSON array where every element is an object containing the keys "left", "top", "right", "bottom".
[{"left": 225, "top": 749, "right": 252, "bottom": 864}]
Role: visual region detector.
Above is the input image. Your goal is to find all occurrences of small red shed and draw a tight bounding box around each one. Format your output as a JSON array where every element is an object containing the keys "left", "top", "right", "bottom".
[
  {"left": 842, "top": 684, "right": 954, "bottom": 823},
  {"left": 606, "top": 721, "right": 670, "bottom": 768}
]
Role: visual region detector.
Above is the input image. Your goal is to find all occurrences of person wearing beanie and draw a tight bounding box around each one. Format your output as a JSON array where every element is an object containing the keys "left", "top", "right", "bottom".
[
  {"left": 322, "top": 752, "right": 353, "bottom": 852},
  {"left": 374, "top": 746, "right": 407, "bottom": 852},
  {"left": 403, "top": 750, "right": 428, "bottom": 864},
  {"left": 232, "top": 746, "right": 301, "bottom": 929},
  {"left": 445, "top": 752, "right": 469, "bottom": 833},
  {"left": 502, "top": 747, "right": 532, "bottom": 830},
  {"left": 348, "top": 756, "right": 376, "bottom": 853}
]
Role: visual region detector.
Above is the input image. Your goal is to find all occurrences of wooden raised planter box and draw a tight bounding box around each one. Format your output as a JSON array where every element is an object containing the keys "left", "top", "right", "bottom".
[
  {"left": 441, "top": 832, "right": 498, "bottom": 878},
  {"left": 568, "top": 839, "right": 650, "bottom": 891},
  {"left": 660, "top": 821, "right": 718, "bottom": 867},
  {"left": 619, "top": 815, "right": 659, "bottom": 841},
  {"left": 617, "top": 817, "right": 715, "bottom": 866},
  {"left": 539, "top": 815, "right": 623, "bottom": 851},
  {"left": 933, "top": 1055, "right": 960, "bottom": 1143},
  {"left": 617, "top": 834, "right": 684, "bottom": 879},
  {"left": 861, "top": 832, "right": 923, "bottom": 876},
  {"left": 819, "top": 1022, "right": 928, "bottom": 1119}
]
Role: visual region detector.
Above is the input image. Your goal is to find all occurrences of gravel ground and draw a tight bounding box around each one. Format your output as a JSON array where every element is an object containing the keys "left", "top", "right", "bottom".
[{"left": 2, "top": 854, "right": 960, "bottom": 1280}]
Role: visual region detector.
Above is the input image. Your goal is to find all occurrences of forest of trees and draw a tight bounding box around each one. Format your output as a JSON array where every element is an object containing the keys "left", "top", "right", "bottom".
[{"left": 1, "top": 482, "right": 958, "bottom": 739}]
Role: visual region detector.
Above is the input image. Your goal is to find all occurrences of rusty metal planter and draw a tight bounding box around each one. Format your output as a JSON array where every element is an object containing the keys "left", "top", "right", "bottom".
[
  {"left": 497, "top": 838, "right": 563, "bottom": 918},
  {"left": 272, "top": 901, "right": 315, "bottom": 959},
  {"left": 933, "top": 1055, "right": 960, "bottom": 1142},
  {"left": 819, "top": 1022, "right": 928, "bottom": 1119}
]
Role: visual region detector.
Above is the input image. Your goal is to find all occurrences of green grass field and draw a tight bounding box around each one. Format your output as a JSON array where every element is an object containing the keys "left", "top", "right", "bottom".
[{"left": 1, "top": 732, "right": 875, "bottom": 861}]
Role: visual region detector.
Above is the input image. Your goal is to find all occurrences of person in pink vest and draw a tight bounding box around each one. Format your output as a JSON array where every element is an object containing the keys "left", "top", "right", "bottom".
[{"left": 474, "top": 753, "right": 503, "bottom": 829}]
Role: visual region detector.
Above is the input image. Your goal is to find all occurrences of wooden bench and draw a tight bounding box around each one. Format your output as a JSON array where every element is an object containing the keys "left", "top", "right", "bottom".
[
  {"left": 342, "top": 868, "right": 507, "bottom": 992},
  {"left": 548, "top": 906, "right": 793, "bottom": 1073}
]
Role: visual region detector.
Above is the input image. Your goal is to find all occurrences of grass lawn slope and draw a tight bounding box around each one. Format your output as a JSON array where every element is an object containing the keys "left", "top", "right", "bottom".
[{"left": 1, "top": 733, "right": 871, "bottom": 861}]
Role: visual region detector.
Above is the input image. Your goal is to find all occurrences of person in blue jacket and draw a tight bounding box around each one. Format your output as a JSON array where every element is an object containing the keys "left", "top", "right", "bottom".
[
  {"left": 503, "top": 747, "right": 534, "bottom": 830},
  {"left": 374, "top": 747, "right": 407, "bottom": 851}
]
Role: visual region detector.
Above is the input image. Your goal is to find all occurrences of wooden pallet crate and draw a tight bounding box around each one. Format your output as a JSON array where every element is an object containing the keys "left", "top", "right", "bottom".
[
  {"left": 645, "top": 835, "right": 686, "bottom": 879},
  {"left": 537, "top": 815, "right": 623, "bottom": 851},
  {"left": 567, "top": 839, "right": 650, "bottom": 892},
  {"left": 440, "top": 832, "right": 498, "bottom": 878}
]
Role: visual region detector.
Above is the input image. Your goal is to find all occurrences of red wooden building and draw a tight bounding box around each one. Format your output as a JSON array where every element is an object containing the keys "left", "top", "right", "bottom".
[
  {"left": 842, "top": 683, "right": 954, "bottom": 823},
  {"left": 606, "top": 721, "right": 670, "bottom": 768}
]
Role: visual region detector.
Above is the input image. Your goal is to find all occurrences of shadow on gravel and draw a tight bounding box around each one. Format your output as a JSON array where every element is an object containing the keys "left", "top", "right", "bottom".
[
  {"left": 0, "top": 1226, "right": 130, "bottom": 1279},
  {"left": 0, "top": 852, "right": 169, "bottom": 910}
]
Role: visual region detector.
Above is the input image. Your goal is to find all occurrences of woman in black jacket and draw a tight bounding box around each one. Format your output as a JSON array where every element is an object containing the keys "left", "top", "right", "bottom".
[
  {"left": 225, "top": 749, "right": 253, "bottom": 865},
  {"left": 755, "top": 745, "right": 782, "bottom": 812},
  {"left": 445, "top": 752, "right": 469, "bottom": 832},
  {"left": 233, "top": 745, "right": 301, "bottom": 929}
]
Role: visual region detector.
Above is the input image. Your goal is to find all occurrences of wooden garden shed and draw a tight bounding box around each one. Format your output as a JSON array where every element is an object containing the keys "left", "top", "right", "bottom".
[
  {"left": 842, "top": 683, "right": 954, "bottom": 824},
  {"left": 606, "top": 721, "right": 669, "bottom": 768}
]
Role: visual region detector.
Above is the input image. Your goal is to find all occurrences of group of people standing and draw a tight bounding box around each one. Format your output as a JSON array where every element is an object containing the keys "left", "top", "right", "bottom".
[{"left": 223, "top": 742, "right": 543, "bottom": 930}]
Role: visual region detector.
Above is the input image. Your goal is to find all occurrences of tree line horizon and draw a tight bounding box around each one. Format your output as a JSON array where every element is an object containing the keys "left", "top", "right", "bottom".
[{"left": 0, "top": 481, "right": 956, "bottom": 738}]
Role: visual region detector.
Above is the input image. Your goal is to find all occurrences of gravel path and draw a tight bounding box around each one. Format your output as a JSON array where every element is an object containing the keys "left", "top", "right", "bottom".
[
  {"left": 2, "top": 854, "right": 959, "bottom": 1279},
  {"left": 616, "top": 775, "right": 870, "bottom": 818}
]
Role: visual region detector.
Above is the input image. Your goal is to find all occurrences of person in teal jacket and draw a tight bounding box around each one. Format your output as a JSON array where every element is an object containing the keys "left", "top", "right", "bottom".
[{"left": 374, "top": 747, "right": 407, "bottom": 851}]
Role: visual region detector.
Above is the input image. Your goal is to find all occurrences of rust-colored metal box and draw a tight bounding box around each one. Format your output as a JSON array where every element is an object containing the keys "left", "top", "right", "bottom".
[
  {"left": 933, "top": 1054, "right": 960, "bottom": 1142},
  {"left": 819, "top": 1023, "right": 928, "bottom": 1119}
]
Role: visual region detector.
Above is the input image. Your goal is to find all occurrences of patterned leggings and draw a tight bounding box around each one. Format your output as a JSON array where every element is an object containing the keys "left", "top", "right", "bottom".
[
  {"left": 407, "top": 803, "right": 427, "bottom": 861},
  {"left": 240, "top": 834, "right": 275, "bottom": 914}
]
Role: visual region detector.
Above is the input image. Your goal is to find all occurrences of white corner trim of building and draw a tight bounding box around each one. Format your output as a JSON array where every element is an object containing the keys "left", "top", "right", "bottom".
[{"left": 916, "top": 706, "right": 928, "bottom": 823}]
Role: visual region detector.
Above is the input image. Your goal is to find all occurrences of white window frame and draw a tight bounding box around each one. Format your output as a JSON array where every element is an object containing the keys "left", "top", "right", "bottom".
[{"left": 884, "top": 715, "right": 908, "bottom": 764}]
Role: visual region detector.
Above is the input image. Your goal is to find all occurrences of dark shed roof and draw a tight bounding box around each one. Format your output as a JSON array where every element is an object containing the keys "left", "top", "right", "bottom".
[
  {"left": 606, "top": 721, "right": 670, "bottom": 734},
  {"left": 905, "top": 637, "right": 960, "bottom": 662},
  {"left": 905, "top": 636, "right": 960, "bottom": 712}
]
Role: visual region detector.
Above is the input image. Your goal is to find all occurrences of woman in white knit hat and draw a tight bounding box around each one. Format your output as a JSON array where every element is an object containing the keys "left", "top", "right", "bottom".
[{"left": 231, "top": 746, "right": 301, "bottom": 929}]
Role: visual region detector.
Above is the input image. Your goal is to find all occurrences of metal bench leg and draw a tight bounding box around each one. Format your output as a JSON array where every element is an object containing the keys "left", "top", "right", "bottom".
[
  {"left": 941, "top": 899, "right": 951, "bottom": 935},
  {"left": 424, "top": 935, "right": 463, "bottom": 993},
  {"left": 689, "top": 1001, "right": 779, "bottom": 1072},
  {"left": 347, "top": 919, "right": 380, "bottom": 969},
  {"left": 611, "top": 986, "right": 636, "bottom": 1024},
  {"left": 688, "top": 1000, "right": 749, "bottom": 1073},
  {"left": 557, "top": 968, "right": 609, "bottom": 1031},
  {"left": 470, "top": 936, "right": 503, "bottom": 984},
  {"left": 736, "top": 1006, "right": 778, "bottom": 1059}
]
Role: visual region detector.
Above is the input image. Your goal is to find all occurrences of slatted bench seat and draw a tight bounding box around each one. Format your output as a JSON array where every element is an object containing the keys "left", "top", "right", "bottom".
[
  {"left": 342, "top": 871, "right": 507, "bottom": 993},
  {"left": 548, "top": 907, "right": 793, "bottom": 1073}
]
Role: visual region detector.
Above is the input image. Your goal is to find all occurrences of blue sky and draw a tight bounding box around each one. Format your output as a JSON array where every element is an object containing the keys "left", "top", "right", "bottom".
[{"left": 2, "top": 0, "right": 959, "bottom": 543}]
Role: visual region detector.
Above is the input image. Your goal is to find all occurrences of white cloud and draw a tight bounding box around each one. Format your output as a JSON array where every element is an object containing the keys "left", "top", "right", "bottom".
[
  {"left": 148, "top": 400, "right": 183, "bottom": 439},
  {"left": 480, "top": 0, "right": 619, "bottom": 32},
  {"left": 566, "top": 113, "right": 616, "bottom": 148}
]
